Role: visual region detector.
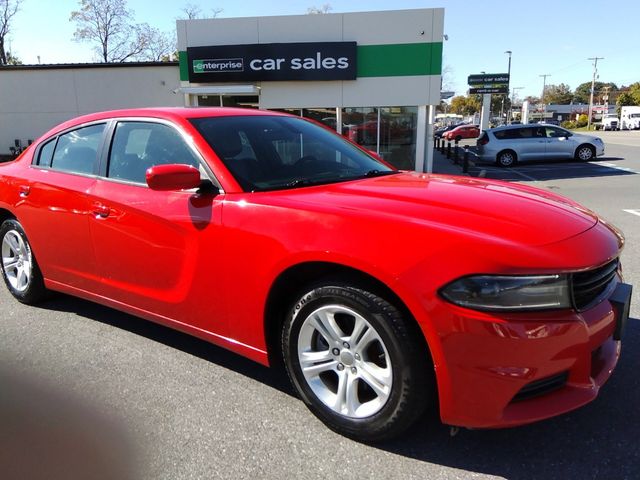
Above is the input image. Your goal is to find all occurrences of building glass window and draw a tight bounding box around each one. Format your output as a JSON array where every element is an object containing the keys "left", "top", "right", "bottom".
[
  {"left": 343, "top": 107, "right": 378, "bottom": 154},
  {"left": 302, "top": 108, "right": 337, "bottom": 131},
  {"left": 379, "top": 106, "right": 417, "bottom": 170}
]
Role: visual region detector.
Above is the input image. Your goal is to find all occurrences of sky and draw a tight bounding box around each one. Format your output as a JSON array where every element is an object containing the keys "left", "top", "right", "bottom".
[{"left": 7, "top": 0, "right": 640, "bottom": 101}]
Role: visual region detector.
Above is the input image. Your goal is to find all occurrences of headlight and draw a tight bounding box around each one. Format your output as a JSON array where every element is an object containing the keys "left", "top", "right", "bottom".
[{"left": 440, "top": 274, "right": 571, "bottom": 311}]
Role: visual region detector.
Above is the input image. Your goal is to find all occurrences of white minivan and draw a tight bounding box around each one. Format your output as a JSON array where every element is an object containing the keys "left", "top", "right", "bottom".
[{"left": 476, "top": 124, "right": 605, "bottom": 167}]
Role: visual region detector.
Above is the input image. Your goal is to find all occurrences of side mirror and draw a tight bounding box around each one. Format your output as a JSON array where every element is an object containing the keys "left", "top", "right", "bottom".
[{"left": 146, "top": 164, "right": 202, "bottom": 191}]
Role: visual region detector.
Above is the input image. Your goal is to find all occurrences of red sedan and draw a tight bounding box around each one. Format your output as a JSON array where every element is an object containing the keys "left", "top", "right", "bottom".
[
  {"left": 0, "top": 108, "right": 632, "bottom": 441},
  {"left": 443, "top": 124, "right": 480, "bottom": 141}
]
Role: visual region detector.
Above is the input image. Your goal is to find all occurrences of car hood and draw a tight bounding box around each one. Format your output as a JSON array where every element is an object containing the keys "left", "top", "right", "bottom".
[{"left": 280, "top": 172, "right": 598, "bottom": 247}]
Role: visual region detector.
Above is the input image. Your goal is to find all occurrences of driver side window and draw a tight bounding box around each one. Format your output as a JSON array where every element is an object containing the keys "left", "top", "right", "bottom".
[{"left": 108, "top": 121, "right": 200, "bottom": 184}]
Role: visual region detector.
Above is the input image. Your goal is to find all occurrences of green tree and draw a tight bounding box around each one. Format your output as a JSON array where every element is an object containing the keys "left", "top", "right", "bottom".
[
  {"left": 628, "top": 82, "right": 640, "bottom": 104},
  {"left": 573, "top": 81, "right": 618, "bottom": 104},
  {"left": 450, "top": 95, "right": 480, "bottom": 115},
  {"left": 543, "top": 83, "right": 573, "bottom": 104},
  {"left": 616, "top": 91, "right": 637, "bottom": 116}
]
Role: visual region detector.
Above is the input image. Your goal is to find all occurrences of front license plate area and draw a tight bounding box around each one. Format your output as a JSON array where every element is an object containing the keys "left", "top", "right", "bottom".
[{"left": 611, "top": 283, "right": 632, "bottom": 341}]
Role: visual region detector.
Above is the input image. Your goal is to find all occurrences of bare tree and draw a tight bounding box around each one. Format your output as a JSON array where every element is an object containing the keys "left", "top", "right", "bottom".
[
  {"left": 180, "top": 3, "right": 222, "bottom": 20},
  {"left": 0, "top": 0, "right": 21, "bottom": 65},
  {"left": 306, "top": 4, "right": 332, "bottom": 14},
  {"left": 138, "top": 23, "right": 174, "bottom": 61},
  {"left": 70, "top": 0, "right": 150, "bottom": 62}
]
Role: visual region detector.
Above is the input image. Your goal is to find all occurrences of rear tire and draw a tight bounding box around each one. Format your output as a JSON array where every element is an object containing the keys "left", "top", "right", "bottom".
[
  {"left": 496, "top": 150, "right": 517, "bottom": 167},
  {"left": 282, "top": 281, "right": 432, "bottom": 442},
  {"left": 0, "top": 219, "right": 47, "bottom": 304}
]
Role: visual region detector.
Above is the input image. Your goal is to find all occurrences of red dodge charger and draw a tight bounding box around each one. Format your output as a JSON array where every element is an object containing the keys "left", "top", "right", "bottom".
[{"left": 0, "top": 108, "right": 632, "bottom": 441}]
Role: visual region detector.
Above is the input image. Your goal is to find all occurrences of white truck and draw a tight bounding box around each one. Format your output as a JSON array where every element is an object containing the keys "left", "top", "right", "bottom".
[
  {"left": 620, "top": 106, "right": 640, "bottom": 130},
  {"left": 602, "top": 114, "right": 620, "bottom": 131}
]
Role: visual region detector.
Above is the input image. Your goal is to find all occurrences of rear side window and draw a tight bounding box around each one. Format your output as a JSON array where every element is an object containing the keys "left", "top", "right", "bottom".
[
  {"left": 37, "top": 139, "right": 56, "bottom": 167},
  {"left": 107, "top": 121, "right": 201, "bottom": 184},
  {"left": 50, "top": 124, "right": 106, "bottom": 175}
]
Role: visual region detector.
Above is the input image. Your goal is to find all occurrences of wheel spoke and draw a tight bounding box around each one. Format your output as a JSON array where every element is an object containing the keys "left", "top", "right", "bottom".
[
  {"left": 300, "top": 350, "right": 337, "bottom": 377},
  {"left": 310, "top": 309, "right": 343, "bottom": 344},
  {"left": 6, "top": 234, "right": 21, "bottom": 254},
  {"left": 3, "top": 256, "right": 18, "bottom": 270},
  {"left": 360, "top": 362, "right": 392, "bottom": 398},
  {"left": 353, "top": 326, "right": 375, "bottom": 352},
  {"left": 334, "top": 371, "right": 360, "bottom": 416}
]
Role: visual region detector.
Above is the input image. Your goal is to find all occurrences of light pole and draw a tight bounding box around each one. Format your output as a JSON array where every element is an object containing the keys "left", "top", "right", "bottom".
[
  {"left": 500, "top": 50, "right": 512, "bottom": 124},
  {"left": 539, "top": 74, "right": 551, "bottom": 122}
]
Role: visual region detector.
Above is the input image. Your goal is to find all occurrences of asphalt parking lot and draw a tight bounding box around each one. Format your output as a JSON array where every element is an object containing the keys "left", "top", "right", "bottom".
[{"left": 2, "top": 130, "right": 640, "bottom": 480}]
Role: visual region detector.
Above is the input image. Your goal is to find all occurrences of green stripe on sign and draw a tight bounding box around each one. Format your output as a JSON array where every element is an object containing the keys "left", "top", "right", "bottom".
[
  {"left": 357, "top": 43, "right": 442, "bottom": 77},
  {"left": 179, "top": 51, "right": 189, "bottom": 81}
]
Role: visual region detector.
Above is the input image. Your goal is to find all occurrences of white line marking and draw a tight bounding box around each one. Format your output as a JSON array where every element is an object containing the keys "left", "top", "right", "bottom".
[
  {"left": 623, "top": 209, "right": 640, "bottom": 217},
  {"left": 510, "top": 169, "right": 538, "bottom": 181}
]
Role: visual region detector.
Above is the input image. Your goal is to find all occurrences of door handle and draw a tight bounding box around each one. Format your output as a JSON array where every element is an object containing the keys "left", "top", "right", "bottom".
[
  {"left": 92, "top": 203, "right": 110, "bottom": 218},
  {"left": 19, "top": 185, "right": 30, "bottom": 197}
]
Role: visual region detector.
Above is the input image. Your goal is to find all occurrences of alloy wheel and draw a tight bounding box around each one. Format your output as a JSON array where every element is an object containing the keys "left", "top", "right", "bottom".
[
  {"left": 2, "top": 230, "right": 32, "bottom": 292},
  {"left": 297, "top": 304, "right": 392, "bottom": 418}
]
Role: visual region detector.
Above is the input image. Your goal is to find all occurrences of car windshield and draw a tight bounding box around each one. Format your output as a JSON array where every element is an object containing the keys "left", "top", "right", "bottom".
[{"left": 190, "top": 115, "right": 396, "bottom": 192}]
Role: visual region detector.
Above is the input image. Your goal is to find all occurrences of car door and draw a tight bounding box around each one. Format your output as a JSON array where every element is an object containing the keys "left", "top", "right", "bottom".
[
  {"left": 87, "top": 119, "right": 227, "bottom": 333},
  {"left": 17, "top": 123, "right": 106, "bottom": 291},
  {"left": 510, "top": 126, "right": 547, "bottom": 161},
  {"left": 543, "top": 126, "right": 575, "bottom": 159}
]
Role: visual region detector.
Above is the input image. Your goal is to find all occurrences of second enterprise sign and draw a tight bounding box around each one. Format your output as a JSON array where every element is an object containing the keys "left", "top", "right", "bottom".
[{"left": 186, "top": 42, "right": 357, "bottom": 82}]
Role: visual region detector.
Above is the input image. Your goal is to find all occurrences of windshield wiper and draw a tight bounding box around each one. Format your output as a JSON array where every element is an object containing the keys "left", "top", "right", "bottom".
[{"left": 364, "top": 170, "right": 397, "bottom": 177}]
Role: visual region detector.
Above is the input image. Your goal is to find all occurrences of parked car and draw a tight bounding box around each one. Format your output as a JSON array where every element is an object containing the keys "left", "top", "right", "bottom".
[
  {"left": 0, "top": 108, "right": 631, "bottom": 441},
  {"left": 476, "top": 124, "right": 605, "bottom": 167},
  {"left": 434, "top": 123, "right": 461, "bottom": 138},
  {"left": 443, "top": 124, "right": 479, "bottom": 141}
]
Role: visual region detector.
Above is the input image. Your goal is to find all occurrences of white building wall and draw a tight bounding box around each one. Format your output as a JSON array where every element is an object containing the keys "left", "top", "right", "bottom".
[
  {"left": 0, "top": 65, "right": 181, "bottom": 154},
  {"left": 177, "top": 8, "right": 444, "bottom": 109}
]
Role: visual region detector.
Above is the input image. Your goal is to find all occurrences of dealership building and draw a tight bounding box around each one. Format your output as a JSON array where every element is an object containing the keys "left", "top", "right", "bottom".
[{"left": 0, "top": 8, "right": 444, "bottom": 171}]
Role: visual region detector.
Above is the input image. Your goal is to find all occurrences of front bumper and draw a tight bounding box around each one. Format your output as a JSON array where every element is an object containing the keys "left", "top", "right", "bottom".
[{"left": 430, "top": 286, "right": 626, "bottom": 429}]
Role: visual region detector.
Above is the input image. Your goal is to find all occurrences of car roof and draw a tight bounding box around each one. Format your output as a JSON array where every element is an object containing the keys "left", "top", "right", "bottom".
[
  {"left": 488, "top": 123, "right": 562, "bottom": 132},
  {"left": 41, "top": 107, "right": 290, "bottom": 140}
]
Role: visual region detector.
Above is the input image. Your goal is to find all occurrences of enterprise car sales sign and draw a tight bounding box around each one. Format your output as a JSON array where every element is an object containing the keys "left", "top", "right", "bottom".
[
  {"left": 187, "top": 42, "right": 357, "bottom": 82},
  {"left": 467, "top": 73, "right": 510, "bottom": 94}
]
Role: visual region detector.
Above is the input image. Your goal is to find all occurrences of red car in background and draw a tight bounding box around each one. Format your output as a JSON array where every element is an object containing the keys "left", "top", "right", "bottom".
[
  {"left": 443, "top": 124, "right": 480, "bottom": 141},
  {"left": 0, "top": 108, "right": 632, "bottom": 441}
]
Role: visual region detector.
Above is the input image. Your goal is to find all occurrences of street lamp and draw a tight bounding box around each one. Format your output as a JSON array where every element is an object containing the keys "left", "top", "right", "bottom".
[{"left": 500, "top": 50, "right": 512, "bottom": 124}]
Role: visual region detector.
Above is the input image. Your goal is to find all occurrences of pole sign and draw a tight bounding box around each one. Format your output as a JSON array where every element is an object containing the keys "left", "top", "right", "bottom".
[
  {"left": 187, "top": 42, "right": 357, "bottom": 82},
  {"left": 468, "top": 73, "right": 509, "bottom": 94}
]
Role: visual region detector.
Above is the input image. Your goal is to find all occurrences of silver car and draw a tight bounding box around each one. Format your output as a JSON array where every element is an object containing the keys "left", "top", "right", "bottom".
[{"left": 475, "top": 124, "right": 605, "bottom": 167}]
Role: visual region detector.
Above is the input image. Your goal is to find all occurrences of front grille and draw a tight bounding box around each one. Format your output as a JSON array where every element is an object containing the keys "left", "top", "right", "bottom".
[
  {"left": 571, "top": 259, "right": 619, "bottom": 311},
  {"left": 512, "top": 372, "right": 569, "bottom": 402}
]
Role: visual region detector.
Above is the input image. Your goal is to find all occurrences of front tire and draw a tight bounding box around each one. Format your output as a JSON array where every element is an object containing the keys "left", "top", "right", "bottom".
[
  {"left": 0, "top": 219, "right": 47, "bottom": 304},
  {"left": 282, "top": 282, "right": 431, "bottom": 442},
  {"left": 575, "top": 144, "right": 595, "bottom": 161}
]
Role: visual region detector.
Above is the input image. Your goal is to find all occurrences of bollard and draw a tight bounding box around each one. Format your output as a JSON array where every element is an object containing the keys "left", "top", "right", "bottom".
[
  {"left": 446, "top": 141, "right": 451, "bottom": 159},
  {"left": 463, "top": 146, "right": 470, "bottom": 173},
  {"left": 433, "top": 135, "right": 438, "bottom": 149},
  {"left": 454, "top": 140, "right": 460, "bottom": 163}
]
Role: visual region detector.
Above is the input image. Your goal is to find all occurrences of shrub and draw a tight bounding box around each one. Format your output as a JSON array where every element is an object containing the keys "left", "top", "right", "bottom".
[
  {"left": 561, "top": 120, "right": 577, "bottom": 129},
  {"left": 576, "top": 114, "right": 588, "bottom": 128}
]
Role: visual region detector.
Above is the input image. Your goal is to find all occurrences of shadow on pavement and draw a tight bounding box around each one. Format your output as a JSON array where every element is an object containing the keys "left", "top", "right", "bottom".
[
  {"left": 32, "top": 294, "right": 640, "bottom": 479},
  {"left": 36, "top": 294, "right": 295, "bottom": 398}
]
